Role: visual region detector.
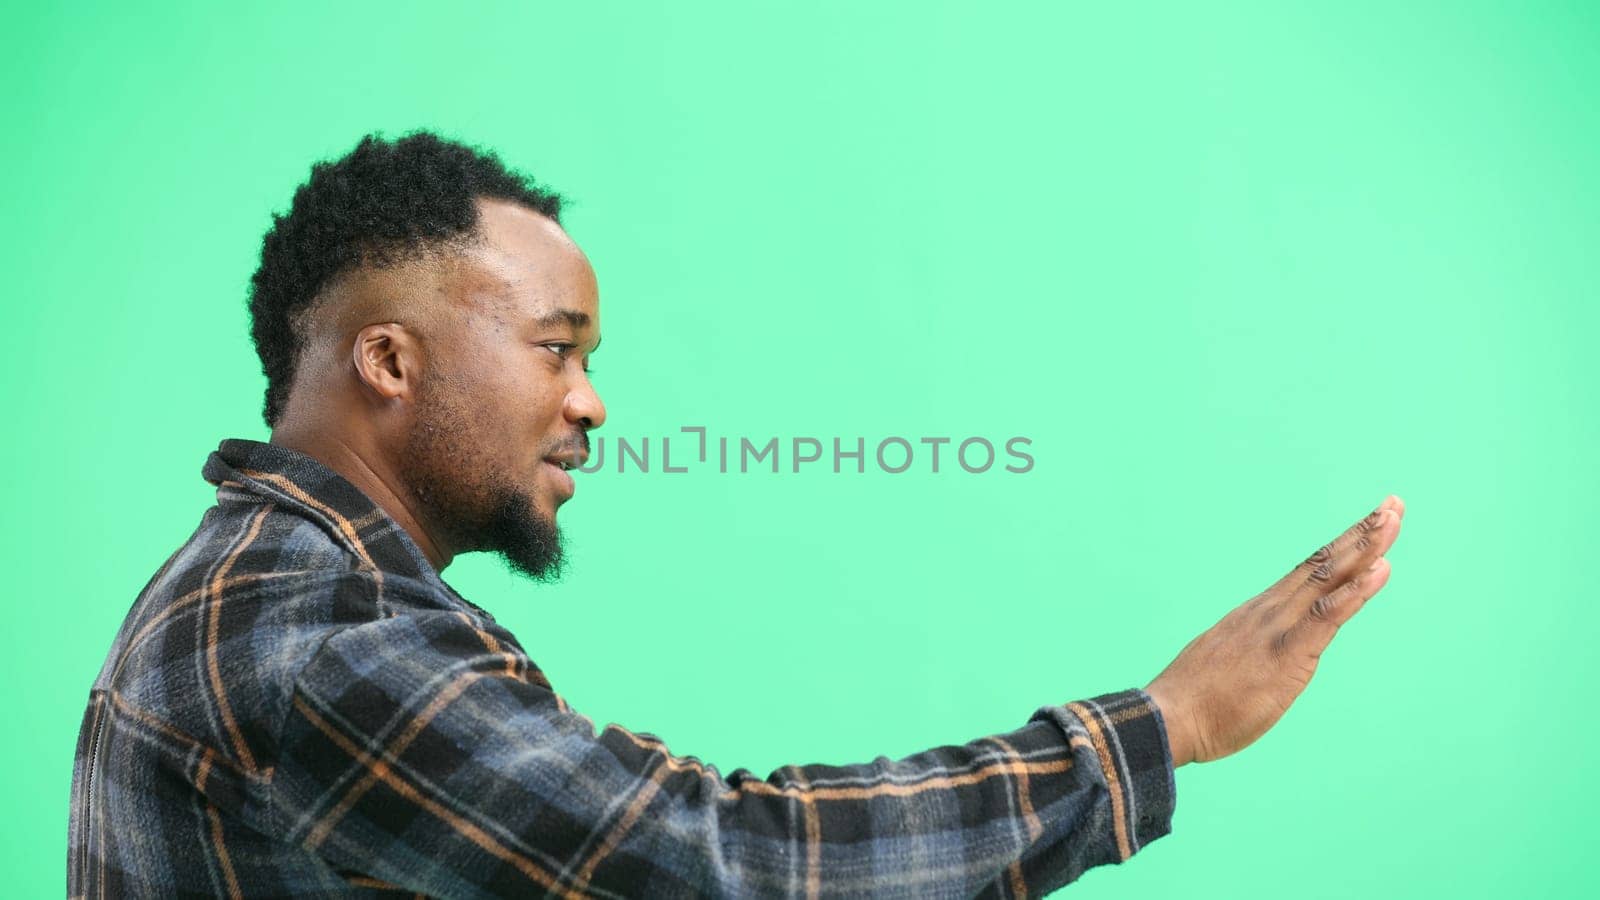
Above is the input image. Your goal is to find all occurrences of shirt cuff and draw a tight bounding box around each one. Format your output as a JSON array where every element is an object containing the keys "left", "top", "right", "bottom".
[{"left": 1029, "top": 688, "right": 1177, "bottom": 859}]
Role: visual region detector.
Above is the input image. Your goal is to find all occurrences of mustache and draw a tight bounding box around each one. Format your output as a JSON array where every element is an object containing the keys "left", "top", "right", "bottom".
[{"left": 546, "top": 431, "right": 591, "bottom": 459}]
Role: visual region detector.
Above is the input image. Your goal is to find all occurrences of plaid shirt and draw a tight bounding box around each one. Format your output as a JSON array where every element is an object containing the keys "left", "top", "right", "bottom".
[{"left": 69, "top": 438, "right": 1175, "bottom": 898}]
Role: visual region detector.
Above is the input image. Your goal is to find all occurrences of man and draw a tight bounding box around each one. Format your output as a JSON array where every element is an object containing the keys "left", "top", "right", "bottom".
[{"left": 68, "top": 132, "right": 1405, "bottom": 898}]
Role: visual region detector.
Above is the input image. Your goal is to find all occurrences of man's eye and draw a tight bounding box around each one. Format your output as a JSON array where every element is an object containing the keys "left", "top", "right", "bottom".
[{"left": 542, "top": 344, "right": 593, "bottom": 374}]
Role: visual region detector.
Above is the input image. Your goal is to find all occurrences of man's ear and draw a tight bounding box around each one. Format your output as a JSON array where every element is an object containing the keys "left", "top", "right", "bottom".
[{"left": 351, "top": 322, "right": 420, "bottom": 405}]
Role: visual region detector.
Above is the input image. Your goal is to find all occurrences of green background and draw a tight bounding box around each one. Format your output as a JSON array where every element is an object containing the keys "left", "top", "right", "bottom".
[{"left": 4, "top": 1, "right": 1595, "bottom": 896}]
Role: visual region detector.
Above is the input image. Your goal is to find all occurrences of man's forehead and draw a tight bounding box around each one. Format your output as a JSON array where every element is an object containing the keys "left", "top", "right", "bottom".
[
  {"left": 474, "top": 196, "right": 581, "bottom": 261},
  {"left": 454, "top": 198, "right": 599, "bottom": 324}
]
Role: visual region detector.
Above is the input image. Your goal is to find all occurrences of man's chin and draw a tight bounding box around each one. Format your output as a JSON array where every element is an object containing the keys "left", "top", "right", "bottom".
[
  {"left": 498, "top": 546, "right": 565, "bottom": 582},
  {"left": 482, "top": 488, "right": 565, "bottom": 581}
]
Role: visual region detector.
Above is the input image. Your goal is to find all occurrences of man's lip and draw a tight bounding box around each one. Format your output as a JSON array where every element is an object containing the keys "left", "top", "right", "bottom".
[
  {"left": 544, "top": 459, "right": 576, "bottom": 499},
  {"left": 543, "top": 450, "right": 588, "bottom": 470}
]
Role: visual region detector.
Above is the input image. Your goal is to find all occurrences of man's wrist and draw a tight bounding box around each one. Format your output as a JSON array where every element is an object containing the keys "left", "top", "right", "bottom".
[{"left": 1143, "top": 683, "right": 1194, "bottom": 768}]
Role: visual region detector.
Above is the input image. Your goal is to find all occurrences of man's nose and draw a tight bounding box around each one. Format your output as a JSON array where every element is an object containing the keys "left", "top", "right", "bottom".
[{"left": 565, "top": 376, "right": 606, "bottom": 431}]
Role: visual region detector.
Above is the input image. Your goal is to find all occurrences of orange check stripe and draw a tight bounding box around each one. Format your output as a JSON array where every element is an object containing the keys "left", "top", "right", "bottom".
[
  {"left": 306, "top": 667, "right": 501, "bottom": 848},
  {"left": 109, "top": 692, "right": 258, "bottom": 782},
  {"left": 786, "top": 767, "right": 821, "bottom": 900},
  {"left": 614, "top": 728, "right": 1074, "bottom": 801},
  {"left": 991, "top": 735, "right": 1041, "bottom": 900},
  {"left": 990, "top": 736, "right": 1042, "bottom": 840},
  {"left": 292, "top": 694, "right": 567, "bottom": 895},
  {"left": 452, "top": 611, "right": 520, "bottom": 678},
  {"left": 205, "top": 801, "right": 244, "bottom": 899},
  {"left": 206, "top": 505, "right": 273, "bottom": 774},
  {"left": 194, "top": 748, "right": 243, "bottom": 898},
  {"left": 565, "top": 759, "right": 673, "bottom": 894},
  {"left": 1066, "top": 702, "right": 1131, "bottom": 860},
  {"left": 240, "top": 469, "right": 381, "bottom": 587},
  {"left": 109, "top": 571, "right": 282, "bottom": 688}
]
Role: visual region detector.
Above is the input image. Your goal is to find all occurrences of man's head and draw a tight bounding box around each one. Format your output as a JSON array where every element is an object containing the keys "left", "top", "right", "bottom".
[{"left": 250, "top": 132, "right": 604, "bottom": 580}]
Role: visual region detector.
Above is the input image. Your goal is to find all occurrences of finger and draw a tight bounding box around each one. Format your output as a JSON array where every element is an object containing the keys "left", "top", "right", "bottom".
[
  {"left": 1291, "top": 556, "right": 1394, "bottom": 653},
  {"left": 1288, "top": 508, "right": 1401, "bottom": 609},
  {"left": 1382, "top": 494, "right": 1407, "bottom": 519},
  {"left": 1275, "top": 502, "right": 1394, "bottom": 597}
]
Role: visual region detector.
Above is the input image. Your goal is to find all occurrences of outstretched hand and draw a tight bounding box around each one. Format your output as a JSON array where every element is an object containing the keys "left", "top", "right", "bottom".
[{"left": 1144, "top": 495, "right": 1406, "bottom": 767}]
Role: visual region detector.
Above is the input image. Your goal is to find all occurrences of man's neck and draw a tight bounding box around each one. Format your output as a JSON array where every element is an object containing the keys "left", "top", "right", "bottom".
[{"left": 267, "top": 425, "right": 452, "bottom": 572}]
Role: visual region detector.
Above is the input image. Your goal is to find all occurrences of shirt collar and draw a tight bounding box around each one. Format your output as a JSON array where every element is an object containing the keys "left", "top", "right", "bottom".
[{"left": 201, "top": 437, "right": 446, "bottom": 590}]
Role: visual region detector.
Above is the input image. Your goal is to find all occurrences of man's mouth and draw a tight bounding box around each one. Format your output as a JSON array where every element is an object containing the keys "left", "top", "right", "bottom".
[
  {"left": 544, "top": 448, "right": 588, "bottom": 471},
  {"left": 542, "top": 449, "right": 587, "bottom": 501}
]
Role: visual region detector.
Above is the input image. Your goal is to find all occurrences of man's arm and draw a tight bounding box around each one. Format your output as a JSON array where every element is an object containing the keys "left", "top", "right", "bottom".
[
  {"left": 266, "top": 494, "right": 1402, "bottom": 896},
  {"left": 268, "top": 605, "right": 1175, "bottom": 897}
]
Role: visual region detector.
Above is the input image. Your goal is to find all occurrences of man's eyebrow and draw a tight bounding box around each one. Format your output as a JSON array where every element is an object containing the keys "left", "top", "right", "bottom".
[{"left": 532, "top": 309, "right": 592, "bottom": 329}]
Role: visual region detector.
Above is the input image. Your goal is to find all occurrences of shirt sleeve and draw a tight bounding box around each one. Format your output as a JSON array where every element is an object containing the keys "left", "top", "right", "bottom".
[{"left": 267, "top": 606, "right": 1176, "bottom": 898}]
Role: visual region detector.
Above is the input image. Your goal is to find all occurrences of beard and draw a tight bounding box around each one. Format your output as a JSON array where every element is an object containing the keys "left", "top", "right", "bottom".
[{"left": 399, "top": 379, "right": 565, "bottom": 581}]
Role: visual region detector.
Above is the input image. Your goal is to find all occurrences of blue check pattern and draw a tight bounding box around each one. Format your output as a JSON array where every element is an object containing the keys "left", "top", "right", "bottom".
[{"left": 68, "top": 438, "right": 1175, "bottom": 897}]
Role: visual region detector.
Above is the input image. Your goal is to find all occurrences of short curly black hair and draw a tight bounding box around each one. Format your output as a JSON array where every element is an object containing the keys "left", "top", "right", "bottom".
[{"left": 249, "top": 130, "right": 564, "bottom": 427}]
